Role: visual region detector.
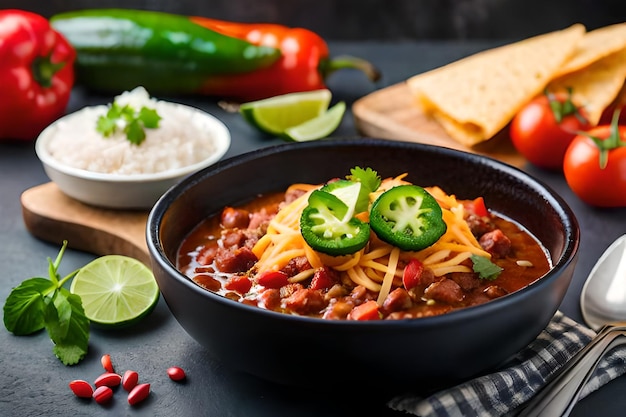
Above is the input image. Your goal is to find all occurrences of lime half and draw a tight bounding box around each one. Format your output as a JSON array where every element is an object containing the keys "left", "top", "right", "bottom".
[
  {"left": 240, "top": 89, "right": 332, "bottom": 135},
  {"left": 282, "top": 101, "right": 346, "bottom": 142},
  {"left": 70, "top": 255, "right": 160, "bottom": 328}
]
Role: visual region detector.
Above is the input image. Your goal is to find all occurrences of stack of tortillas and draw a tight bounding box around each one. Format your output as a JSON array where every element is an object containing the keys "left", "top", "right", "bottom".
[{"left": 406, "top": 23, "right": 626, "bottom": 147}]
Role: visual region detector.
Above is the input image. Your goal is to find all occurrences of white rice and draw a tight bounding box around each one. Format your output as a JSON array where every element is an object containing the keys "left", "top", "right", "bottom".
[{"left": 45, "top": 87, "right": 219, "bottom": 175}]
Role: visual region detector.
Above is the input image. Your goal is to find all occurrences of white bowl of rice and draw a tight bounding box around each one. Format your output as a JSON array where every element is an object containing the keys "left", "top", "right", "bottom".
[{"left": 35, "top": 88, "right": 231, "bottom": 209}]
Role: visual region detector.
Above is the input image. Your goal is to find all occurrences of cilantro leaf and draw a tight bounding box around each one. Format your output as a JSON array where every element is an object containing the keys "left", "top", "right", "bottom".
[
  {"left": 125, "top": 119, "right": 146, "bottom": 145},
  {"left": 95, "top": 100, "right": 162, "bottom": 145},
  {"left": 3, "top": 277, "right": 54, "bottom": 335},
  {"left": 470, "top": 254, "right": 503, "bottom": 280},
  {"left": 140, "top": 106, "right": 162, "bottom": 128},
  {"left": 346, "top": 166, "right": 382, "bottom": 213}
]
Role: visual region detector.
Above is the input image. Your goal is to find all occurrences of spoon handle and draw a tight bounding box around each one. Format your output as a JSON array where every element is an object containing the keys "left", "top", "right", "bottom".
[{"left": 516, "top": 327, "right": 626, "bottom": 417}]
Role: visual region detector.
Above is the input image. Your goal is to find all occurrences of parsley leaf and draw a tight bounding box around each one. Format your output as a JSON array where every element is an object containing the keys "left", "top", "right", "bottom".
[
  {"left": 346, "top": 166, "right": 382, "bottom": 213},
  {"left": 470, "top": 254, "right": 503, "bottom": 280},
  {"left": 2, "top": 241, "right": 89, "bottom": 365},
  {"left": 96, "top": 101, "right": 162, "bottom": 145}
]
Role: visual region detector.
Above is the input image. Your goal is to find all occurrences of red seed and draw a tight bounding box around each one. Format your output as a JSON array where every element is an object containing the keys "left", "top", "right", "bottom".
[
  {"left": 94, "top": 372, "right": 122, "bottom": 388},
  {"left": 93, "top": 386, "right": 113, "bottom": 404},
  {"left": 167, "top": 366, "right": 186, "bottom": 381},
  {"left": 128, "top": 383, "right": 151, "bottom": 405},
  {"left": 69, "top": 379, "right": 94, "bottom": 398},
  {"left": 100, "top": 354, "right": 115, "bottom": 373},
  {"left": 122, "top": 370, "right": 139, "bottom": 392}
]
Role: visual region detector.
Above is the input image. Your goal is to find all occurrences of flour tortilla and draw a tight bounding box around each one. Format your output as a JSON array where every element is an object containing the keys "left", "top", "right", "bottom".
[
  {"left": 548, "top": 48, "right": 626, "bottom": 125},
  {"left": 553, "top": 23, "right": 626, "bottom": 78},
  {"left": 406, "top": 24, "right": 585, "bottom": 146}
]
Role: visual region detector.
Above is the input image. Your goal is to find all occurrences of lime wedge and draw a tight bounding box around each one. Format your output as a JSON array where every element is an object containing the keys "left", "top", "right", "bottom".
[
  {"left": 70, "top": 255, "right": 159, "bottom": 328},
  {"left": 240, "top": 89, "right": 332, "bottom": 135},
  {"left": 282, "top": 101, "right": 346, "bottom": 142}
]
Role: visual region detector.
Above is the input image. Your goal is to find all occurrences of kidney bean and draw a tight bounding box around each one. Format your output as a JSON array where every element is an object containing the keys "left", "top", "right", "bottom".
[
  {"left": 93, "top": 386, "right": 113, "bottom": 404},
  {"left": 69, "top": 379, "right": 94, "bottom": 398},
  {"left": 100, "top": 354, "right": 115, "bottom": 373},
  {"left": 167, "top": 366, "right": 186, "bottom": 381},
  {"left": 127, "top": 383, "right": 151, "bottom": 405},
  {"left": 122, "top": 370, "right": 139, "bottom": 392},
  {"left": 94, "top": 372, "right": 122, "bottom": 388}
]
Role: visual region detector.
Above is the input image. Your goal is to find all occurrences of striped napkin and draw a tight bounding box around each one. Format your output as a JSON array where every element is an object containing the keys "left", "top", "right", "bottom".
[{"left": 388, "top": 311, "right": 626, "bottom": 417}]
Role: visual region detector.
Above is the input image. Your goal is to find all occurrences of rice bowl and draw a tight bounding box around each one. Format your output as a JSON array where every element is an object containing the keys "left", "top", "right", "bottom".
[{"left": 36, "top": 88, "right": 231, "bottom": 209}]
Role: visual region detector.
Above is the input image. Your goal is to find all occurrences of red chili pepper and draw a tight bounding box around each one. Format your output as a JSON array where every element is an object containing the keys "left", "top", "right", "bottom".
[
  {"left": 0, "top": 10, "right": 75, "bottom": 140},
  {"left": 190, "top": 17, "right": 381, "bottom": 101}
]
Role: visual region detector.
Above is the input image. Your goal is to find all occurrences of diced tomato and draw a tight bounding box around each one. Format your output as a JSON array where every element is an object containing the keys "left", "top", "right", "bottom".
[
  {"left": 257, "top": 270, "right": 289, "bottom": 289},
  {"left": 347, "top": 300, "right": 380, "bottom": 320},
  {"left": 472, "top": 197, "right": 489, "bottom": 217},
  {"left": 309, "top": 267, "right": 335, "bottom": 290},
  {"left": 224, "top": 275, "right": 253, "bottom": 294},
  {"left": 402, "top": 258, "right": 424, "bottom": 290}
]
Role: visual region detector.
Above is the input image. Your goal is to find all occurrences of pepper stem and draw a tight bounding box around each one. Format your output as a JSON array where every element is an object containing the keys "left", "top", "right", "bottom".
[
  {"left": 320, "top": 55, "right": 381, "bottom": 82},
  {"left": 32, "top": 54, "right": 66, "bottom": 88}
]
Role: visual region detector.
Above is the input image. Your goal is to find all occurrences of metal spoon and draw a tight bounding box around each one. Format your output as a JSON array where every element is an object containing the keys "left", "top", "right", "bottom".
[
  {"left": 581, "top": 234, "right": 626, "bottom": 331},
  {"left": 516, "top": 234, "right": 626, "bottom": 417}
]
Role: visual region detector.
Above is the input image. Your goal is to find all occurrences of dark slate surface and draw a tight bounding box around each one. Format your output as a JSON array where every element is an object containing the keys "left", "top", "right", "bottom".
[{"left": 1, "top": 40, "right": 626, "bottom": 416}]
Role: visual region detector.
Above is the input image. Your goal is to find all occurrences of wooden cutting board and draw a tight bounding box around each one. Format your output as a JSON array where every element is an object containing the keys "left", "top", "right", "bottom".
[
  {"left": 21, "top": 182, "right": 151, "bottom": 265},
  {"left": 352, "top": 82, "right": 526, "bottom": 168}
]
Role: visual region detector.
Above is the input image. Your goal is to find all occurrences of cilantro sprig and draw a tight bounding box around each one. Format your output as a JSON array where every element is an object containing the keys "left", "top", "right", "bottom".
[
  {"left": 3, "top": 242, "right": 90, "bottom": 365},
  {"left": 96, "top": 102, "right": 162, "bottom": 145},
  {"left": 346, "top": 166, "right": 382, "bottom": 212},
  {"left": 470, "top": 254, "right": 503, "bottom": 280}
]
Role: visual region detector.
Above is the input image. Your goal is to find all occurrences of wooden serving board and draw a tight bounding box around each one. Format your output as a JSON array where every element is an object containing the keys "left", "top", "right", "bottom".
[
  {"left": 352, "top": 82, "right": 526, "bottom": 168},
  {"left": 21, "top": 182, "right": 151, "bottom": 265}
]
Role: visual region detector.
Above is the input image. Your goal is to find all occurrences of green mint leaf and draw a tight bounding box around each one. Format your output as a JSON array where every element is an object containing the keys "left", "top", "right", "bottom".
[
  {"left": 470, "top": 254, "right": 503, "bottom": 280},
  {"left": 45, "top": 288, "right": 89, "bottom": 365},
  {"left": 3, "top": 277, "right": 53, "bottom": 335},
  {"left": 3, "top": 242, "right": 90, "bottom": 366},
  {"left": 139, "top": 106, "right": 162, "bottom": 128},
  {"left": 125, "top": 119, "right": 146, "bottom": 145}
]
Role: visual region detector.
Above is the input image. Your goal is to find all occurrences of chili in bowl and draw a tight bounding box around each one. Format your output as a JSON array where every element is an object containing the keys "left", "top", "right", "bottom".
[{"left": 147, "top": 138, "right": 579, "bottom": 391}]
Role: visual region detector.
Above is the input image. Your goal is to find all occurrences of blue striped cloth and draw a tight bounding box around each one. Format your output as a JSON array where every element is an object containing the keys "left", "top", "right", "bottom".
[{"left": 388, "top": 311, "right": 626, "bottom": 417}]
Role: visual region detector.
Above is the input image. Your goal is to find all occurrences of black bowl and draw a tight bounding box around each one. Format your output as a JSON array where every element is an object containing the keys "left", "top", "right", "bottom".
[{"left": 146, "top": 138, "right": 579, "bottom": 391}]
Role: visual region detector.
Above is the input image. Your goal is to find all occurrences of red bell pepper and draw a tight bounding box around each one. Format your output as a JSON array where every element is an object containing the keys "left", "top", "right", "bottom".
[
  {"left": 190, "top": 17, "right": 381, "bottom": 101},
  {"left": 0, "top": 10, "right": 75, "bottom": 140}
]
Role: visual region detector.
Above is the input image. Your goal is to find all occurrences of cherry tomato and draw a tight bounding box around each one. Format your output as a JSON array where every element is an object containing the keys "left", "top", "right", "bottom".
[
  {"left": 510, "top": 90, "right": 590, "bottom": 170},
  {"left": 563, "top": 115, "right": 626, "bottom": 208}
]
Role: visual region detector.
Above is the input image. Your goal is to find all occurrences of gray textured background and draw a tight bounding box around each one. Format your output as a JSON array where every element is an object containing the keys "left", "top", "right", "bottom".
[{"left": 2, "top": 0, "right": 625, "bottom": 40}]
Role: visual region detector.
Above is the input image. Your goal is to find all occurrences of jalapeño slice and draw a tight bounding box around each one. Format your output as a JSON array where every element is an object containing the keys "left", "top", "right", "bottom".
[
  {"left": 300, "top": 190, "right": 370, "bottom": 256},
  {"left": 369, "top": 185, "right": 446, "bottom": 251}
]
